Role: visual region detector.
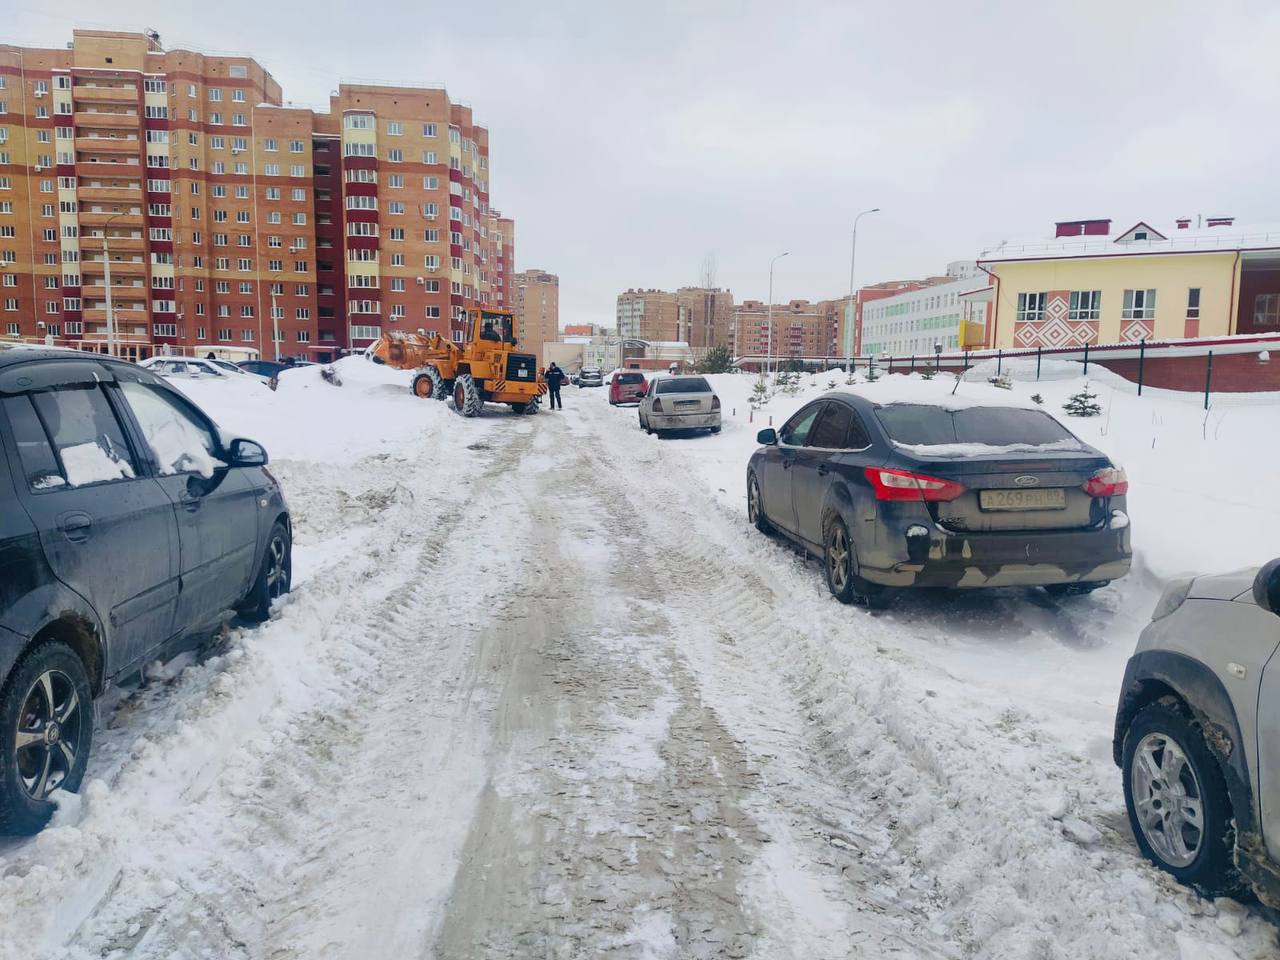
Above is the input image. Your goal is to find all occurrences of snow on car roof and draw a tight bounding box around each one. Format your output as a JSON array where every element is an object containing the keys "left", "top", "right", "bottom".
[{"left": 834, "top": 377, "right": 1041, "bottom": 411}]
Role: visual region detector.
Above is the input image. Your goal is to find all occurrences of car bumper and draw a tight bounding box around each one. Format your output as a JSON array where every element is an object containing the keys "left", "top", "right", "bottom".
[
  {"left": 857, "top": 512, "right": 1132, "bottom": 588},
  {"left": 648, "top": 412, "right": 721, "bottom": 430}
]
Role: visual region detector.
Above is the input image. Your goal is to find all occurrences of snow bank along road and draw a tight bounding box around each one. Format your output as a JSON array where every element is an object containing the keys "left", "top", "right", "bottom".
[{"left": 1, "top": 368, "right": 1278, "bottom": 959}]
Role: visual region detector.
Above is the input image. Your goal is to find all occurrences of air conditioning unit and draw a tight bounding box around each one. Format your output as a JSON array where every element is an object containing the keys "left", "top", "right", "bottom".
[
  {"left": 34, "top": 90, "right": 46, "bottom": 98},
  {"left": 33, "top": 165, "right": 44, "bottom": 172},
  {"left": 415, "top": 276, "right": 425, "bottom": 284}
]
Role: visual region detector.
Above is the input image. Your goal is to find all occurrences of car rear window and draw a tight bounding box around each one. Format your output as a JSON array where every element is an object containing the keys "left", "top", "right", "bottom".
[
  {"left": 616, "top": 373, "right": 645, "bottom": 384},
  {"left": 874, "top": 404, "right": 1075, "bottom": 446},
  {"left": 656, "top": 378, "right": 711, "bottom": 394}
]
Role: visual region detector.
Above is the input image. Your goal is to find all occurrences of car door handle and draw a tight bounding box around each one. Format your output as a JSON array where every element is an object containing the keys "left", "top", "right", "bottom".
[
  {"left": 180, "top": 491, "right": 202, "bottom": 513},
  {"left": 817, "top": 464, "right": 830, "bottom": 476},
  {"left": 58, "top": 512, "right": 93, "bottom": 543}
]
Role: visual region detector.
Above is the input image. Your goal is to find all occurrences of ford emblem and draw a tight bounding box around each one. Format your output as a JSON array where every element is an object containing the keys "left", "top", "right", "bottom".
[{"left": 1013, "top": 475, "right": 1039, "bottom": 487}]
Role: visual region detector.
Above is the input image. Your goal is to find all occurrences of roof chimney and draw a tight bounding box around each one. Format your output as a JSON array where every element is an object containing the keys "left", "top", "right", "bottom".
[
  {"left": 1206, "top": 216, "right": 1235, "bottom": 228},
  {"left": 1176, "top": 218, "right": 1191, "bottom": 230}
]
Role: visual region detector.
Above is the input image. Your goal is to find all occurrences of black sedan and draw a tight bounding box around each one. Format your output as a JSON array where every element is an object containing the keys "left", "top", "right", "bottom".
[{"left": 746, "top": 391, "right": 1132, "bottom": 607}]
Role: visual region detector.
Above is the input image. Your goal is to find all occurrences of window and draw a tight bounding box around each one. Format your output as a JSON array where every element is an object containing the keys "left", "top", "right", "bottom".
[
  {"left": 232, "top": 89, "right": 246, "bottom": 103},
  {"left": 289, "top": 140, "right": 305, "bottom": 153},
  {"left": 425, "top": 305, "right": 440, "bottom": 318},
  {"left": 232, "top": 113, "right": 247, "bottom": 126},
  {"left": 387, "top": 121, "right": 402, "bottom": 136},
  {"left": 1256, "top": 294, "right": 1280, "bottom": 328},
  {"left": 229, "top": 65, "right": 248, "bottom": 79},
  {"left": 1187, "top": 288, "right": 1201, "bottom": 320},
  {"left": 425, "top": 229, "right": 440, "bottom": 242},
  {"left": 345, "top": 114, "right": 374, "bottom": 130},
  {"left": 387, "top": 148, "right": 403, "bottom": 162},
  {"left": 296, "top": 330, "right": 310, "bottom": 342},
  {"left": 423, "top": 176, "right": 439, "bottom": 190},
  {"left": 388, "top": 174, "right": 403, "bottom": 188},
  {"left": 296, "top": 307, "right": 310, "bottom": 320},
  {"left": 264, "top": 163, "right": 281, "bottom": 176},
  {"left": 153, "top": 323, "right": 177, "bottom": 337},
  {"left": 389, "top": 227, "right": 405, "bottom": 241},
  {"left": 24, "top": 386, "right": 137, "bottom": 488},
  {"left": 390, "top": 253, "right": 405, "bottom": 266},
  {"left": 235, "top": 185, "right": 249, "bottom": 199},
  {"left": 292, "top": 212, "right": 306, "bottom": 225},
  {"left": 344, "top": 142, "right": 375, "bottom": 157},
  {"left": 779, "top": 404, "right": 823, "bottom": 446},
  {"left": 423, "top": 123, "right": 437, "bottom": 137},
  {"left": 422, "top": 202, "right": 439, "bottom": 218},
  {"left": 1122, "top": 288, "right": 1157, "bottom": 320},
  {"left": 423, "top": 151, "right": 437, "bottom": 165},
  {"left": 290, "top": 164, "right": 305, "bottom": 177},
  {"left": 1068, "top": 290, "right": 1101, "bottom": 321},
  {"left": 388, "top": 201, "right": 405, "bottom": 214},
  {"left": 291, "top": 187, "right": 305, "bottom": 201},
  {"left": 1016, "top": 292, "right": 1047, "bottom": 323},
  {"left": 390, "top": 278, "right": 405, "bottom": 292}
]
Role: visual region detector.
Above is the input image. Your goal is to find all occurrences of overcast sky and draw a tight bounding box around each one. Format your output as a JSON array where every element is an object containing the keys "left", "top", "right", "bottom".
[{"left": 12, "top": 0, "right": 1280, "bottom": 327}]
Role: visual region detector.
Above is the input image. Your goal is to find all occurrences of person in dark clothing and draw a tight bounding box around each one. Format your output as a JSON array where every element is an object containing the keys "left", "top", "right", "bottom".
[{"left": 545, "top": 362, "right": 565, "bottom": 410}]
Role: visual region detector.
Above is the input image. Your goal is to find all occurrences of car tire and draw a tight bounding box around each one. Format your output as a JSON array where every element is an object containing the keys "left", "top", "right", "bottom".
[
  {"left": 747, "top": 472, "right": 772, "bottom": 534},
  {"left": 711, "top": 426, "right": 721, "bottom": 434},
  {"left": 825, "top": 518, "right": 890, "bottom": 608},
  {"left": 238, "top": 521, "right": 292, "bottom": 623},
  {"left": 0, "top": 641, "right": 94, "bottom": 835},
  {"left": 639, "top": 413, "right": 650, "bottom": 434},
  {"left": 1121, "top": 699, "right": 1243, "bottom": 898}
]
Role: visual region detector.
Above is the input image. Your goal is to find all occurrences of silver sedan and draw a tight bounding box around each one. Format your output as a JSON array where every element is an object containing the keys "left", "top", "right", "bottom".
[{"left": 638, "top": 375, "right": 722, "bottom": 436}]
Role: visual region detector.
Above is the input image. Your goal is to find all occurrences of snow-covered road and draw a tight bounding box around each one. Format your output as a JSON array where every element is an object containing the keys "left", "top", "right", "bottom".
[{"left": 2, "top": 366, "right": 1277, "bottom": 959}]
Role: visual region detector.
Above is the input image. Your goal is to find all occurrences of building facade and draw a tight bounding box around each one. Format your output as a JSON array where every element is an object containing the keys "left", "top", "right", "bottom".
[
  {"left": 0, "top": 30, "right": 516, "bottom": 362},
  {"left": 859, "top": 263, "right": 987, "bottom": 357},
  {"left": 978, "top": 217, "right": 1280, "bottom": 350},
  {"left": 616, "top": 288, "right": 687, "bottom": 342},
  {"left": 734, "top": 299, "right": 838, "bottom": 360},
  {"left": 513, "top": 268, "right": 558, "bottom": 364},
  {"left": 675, "top": 286, "right": 734, "bottom": 350}
]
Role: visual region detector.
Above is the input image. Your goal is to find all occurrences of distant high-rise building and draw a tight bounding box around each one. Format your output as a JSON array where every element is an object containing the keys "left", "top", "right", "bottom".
[
  {"left": 0, "top": 30, "right": 515, "bottom": 362},
  {"left": 513, "top": 268, "right": 558, "bottom": 364},
  {"left": 734, "top": 299, "right": 838, "bottom": 360},
  {"left": 676, "top": 286, "right": 735, "bottom": 349}
]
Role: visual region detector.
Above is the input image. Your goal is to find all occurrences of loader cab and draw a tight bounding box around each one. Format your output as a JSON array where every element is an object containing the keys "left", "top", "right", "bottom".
[{"left": 472, "top": 309, "right": 517, "bottom": 347}]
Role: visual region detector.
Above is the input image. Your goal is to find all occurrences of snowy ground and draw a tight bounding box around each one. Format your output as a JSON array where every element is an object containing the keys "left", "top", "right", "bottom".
[{"left": 1, "top": 358, "right": 1277, "bottom": 959}]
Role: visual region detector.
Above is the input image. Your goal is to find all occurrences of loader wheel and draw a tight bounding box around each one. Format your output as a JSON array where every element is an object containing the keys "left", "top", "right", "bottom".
[
  {"left": 412, "top": 373, "right": 433, "bottom": 399},
  {"left": 453, "top": 374, "right": 483, "bottom": 417},
  {"left": 421, "top": 366, "right": 448, "bottom": 400}
]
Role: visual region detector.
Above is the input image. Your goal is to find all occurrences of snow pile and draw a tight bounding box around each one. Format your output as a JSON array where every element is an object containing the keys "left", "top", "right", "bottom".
[{"left": 892, "top": 437, "right": 1086, "bottom": 458}]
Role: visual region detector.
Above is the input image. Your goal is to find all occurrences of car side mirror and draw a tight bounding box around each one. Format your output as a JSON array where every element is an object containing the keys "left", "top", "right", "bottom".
[
  {"left": 1254, "top": 558, "right": 1280, "bottom": 613},
  {"left": 757, "top": 428, "right": 778, "bottom": 445},
  {"left": 228, "top": 438, "right": 269, "bottom": 467}
]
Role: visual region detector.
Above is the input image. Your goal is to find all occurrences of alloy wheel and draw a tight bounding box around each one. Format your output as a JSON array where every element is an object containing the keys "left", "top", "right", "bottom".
[
  {"left": 1131, "top": 732, "right": 1205, "bottom": 867},
  {"left": 828, "top": 526, "right": 850, "bottom": 593},
  {"left": 748, "top": 479, "right": 761, "bottom": 524},
  {"left": 265, "top": 533, "right": 290, "bottom": 601},
  {"left": 14, "top": 670, "right": 83, "bottom": 801}
]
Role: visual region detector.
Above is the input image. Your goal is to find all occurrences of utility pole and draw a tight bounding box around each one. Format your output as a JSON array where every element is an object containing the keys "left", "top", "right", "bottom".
[
  {"left": 102, "top": 211, "right": 127, "bottom": 358},
  {"left": 845, "top": 207, "right": 880, "bottom": 371},
  {"left": 766, "top": 251, "right": 788, "bottom": 377}
]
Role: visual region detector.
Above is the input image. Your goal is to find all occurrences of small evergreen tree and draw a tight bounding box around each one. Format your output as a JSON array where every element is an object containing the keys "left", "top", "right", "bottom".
[
  {"left": 864, "top": 360, "right": 880, "bottom": 382},
  {"left": 1063, "top": 385, "right": 1102, "bottom": 417},
  {"left": 749, "top": 376, "right": 771, "bottom": 409},
  {"left": 698, "top": 345, "right": 734, "bottom": 374}
]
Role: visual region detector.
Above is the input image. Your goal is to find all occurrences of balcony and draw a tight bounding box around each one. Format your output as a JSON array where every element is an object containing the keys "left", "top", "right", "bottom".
[
  {"left": 73, "top": 111, "right": 139, "bottom": 129},
  {"left": 81, "top": 235, "right": 145, "bottom": 254},
  {"left": 82, "top": 257, "right": 148, "bottom": 277},
  {"left": 75, "top": 136, "right": 141, "bottom": 154},
  {"left": 76, "top": 185, "right": 143, "bottom": 203},
  {"left": 83, "top": 307, "right": 147, "bottom": 324},
  {"left": 79, "top": 210, "right": 143, "bottom": 228},
  {"left": 73, "top": 85, "right": 139, "bottom": 104},
  {"left": 76, "top": 157, "right": 141, "bottom": 172}
]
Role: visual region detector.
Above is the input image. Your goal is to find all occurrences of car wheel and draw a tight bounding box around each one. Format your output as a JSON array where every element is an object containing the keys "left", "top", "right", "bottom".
[
  {"left": 710, "top": 426, "right": 721, "bottom": 434},
  {"left": 238, "top": 520, "right": 292, "bottom": 623},
  {"left": 639, "top": 413, "right": 649, "bottom": 434},
  {"left": 825, "top": 518, "right": 889, "bottom": 608},
  {"left": 747, "top": 472, "right": 773, "bottom": 534},
  {"left": 1122, "top": 699, "right": 1242, "bottom": 897},
  {"left": 0, "top": 641, "right": 94, "bottom": 834}
]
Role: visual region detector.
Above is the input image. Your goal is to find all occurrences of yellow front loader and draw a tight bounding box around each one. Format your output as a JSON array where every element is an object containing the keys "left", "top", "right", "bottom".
[{"left": 369, "top": 307, "right": 547, "bottom": 416}]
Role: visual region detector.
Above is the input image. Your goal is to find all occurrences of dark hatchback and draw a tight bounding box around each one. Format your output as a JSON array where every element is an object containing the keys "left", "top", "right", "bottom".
[
  {"left": 0, "top": 350, "right": 290, "bottom": 832},
  {"left": 746, "top": 391, "right": 1131, "bottom": 606}
]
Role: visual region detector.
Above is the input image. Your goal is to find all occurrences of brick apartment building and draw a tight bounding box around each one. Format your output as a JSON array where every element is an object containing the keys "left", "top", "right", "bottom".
[
  {"left": 675, "top": 286, "right": 734, "bottom": 349},
  {"left": 734, "top": 299, "right": 838, "bottom": 360},
  {"left": 513, "top": 268, "right": 558, "bottom": 364},
  {"left": 0, "top": 30, "right": 516, "bottom": 362},
  {"left": 615, "top": 288, "right": 687, "bottom": 343}
]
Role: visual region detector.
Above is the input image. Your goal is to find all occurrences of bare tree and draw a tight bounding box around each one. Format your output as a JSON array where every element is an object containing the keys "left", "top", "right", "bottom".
[{"left": 699, "top": 253, "right": 717, "bottom": 291}]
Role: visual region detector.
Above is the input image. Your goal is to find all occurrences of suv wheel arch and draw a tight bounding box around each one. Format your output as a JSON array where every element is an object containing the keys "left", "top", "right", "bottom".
[{"left": 27, "top": 615, "right": 104, "bottom": 696}]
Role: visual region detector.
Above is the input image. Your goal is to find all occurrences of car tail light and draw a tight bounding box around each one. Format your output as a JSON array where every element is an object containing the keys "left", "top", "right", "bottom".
[
  {"left": 652, "top": 398, "right": 664, "bottom": 413},
  {"left": 1083, "top": 466, "right": 1128, "bottom": 497},
  {"left": 711, "top": 395, "right": 721, "bottom": 411},
  {"left": 864, "top": 467, "right": 966, "bottom": 502}
]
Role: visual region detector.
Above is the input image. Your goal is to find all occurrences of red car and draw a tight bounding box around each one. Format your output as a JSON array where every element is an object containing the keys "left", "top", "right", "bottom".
[{"left": 609, "top": 370, "right": 649, "bottom": 405}]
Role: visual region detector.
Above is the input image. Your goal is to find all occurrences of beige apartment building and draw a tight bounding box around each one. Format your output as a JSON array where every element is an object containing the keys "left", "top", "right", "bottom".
[
  {"left": 616, "top": 288, "right": 688, "bottom": 342},
  {"left": 513, "top": 268, "right": 558, "bottom": 363},
  {"left": 735, "top": 299, "right": 839, "bottom": 360},
  {"left": 0, "top": 30, "right": 516, "bottom": 360},
  {"left": 676, "top": 286, "right": 734, "bottom": 349}
]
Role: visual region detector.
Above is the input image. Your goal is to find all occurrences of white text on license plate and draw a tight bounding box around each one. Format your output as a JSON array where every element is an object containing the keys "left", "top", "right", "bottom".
[{"left": 979, "top": 488, "right": 1066, "bottom": 511}]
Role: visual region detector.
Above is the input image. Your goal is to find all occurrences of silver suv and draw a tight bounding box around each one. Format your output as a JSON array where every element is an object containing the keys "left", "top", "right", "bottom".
[{"left": 1114, "top": 559, "right": 1280, "bottom": 905}]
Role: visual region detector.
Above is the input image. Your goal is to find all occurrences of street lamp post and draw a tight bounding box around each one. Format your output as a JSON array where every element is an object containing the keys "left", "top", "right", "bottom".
[
  {"left": 766, "top": 251, "right": 789, "bottom": 377},
  {"left": 270, "top": 291, "right": 282, "bottom": 361},
  {"left": 845, "top": 207, "right": 880, "bottom": 371}
]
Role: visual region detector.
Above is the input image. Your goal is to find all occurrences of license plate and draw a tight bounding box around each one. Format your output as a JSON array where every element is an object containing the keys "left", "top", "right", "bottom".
[
  {"left": 979, "top": 488, "right": 1066, "bottom": 511},
  {"left": 675, "top": 400, "right": 700, "bottom": 408}
]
